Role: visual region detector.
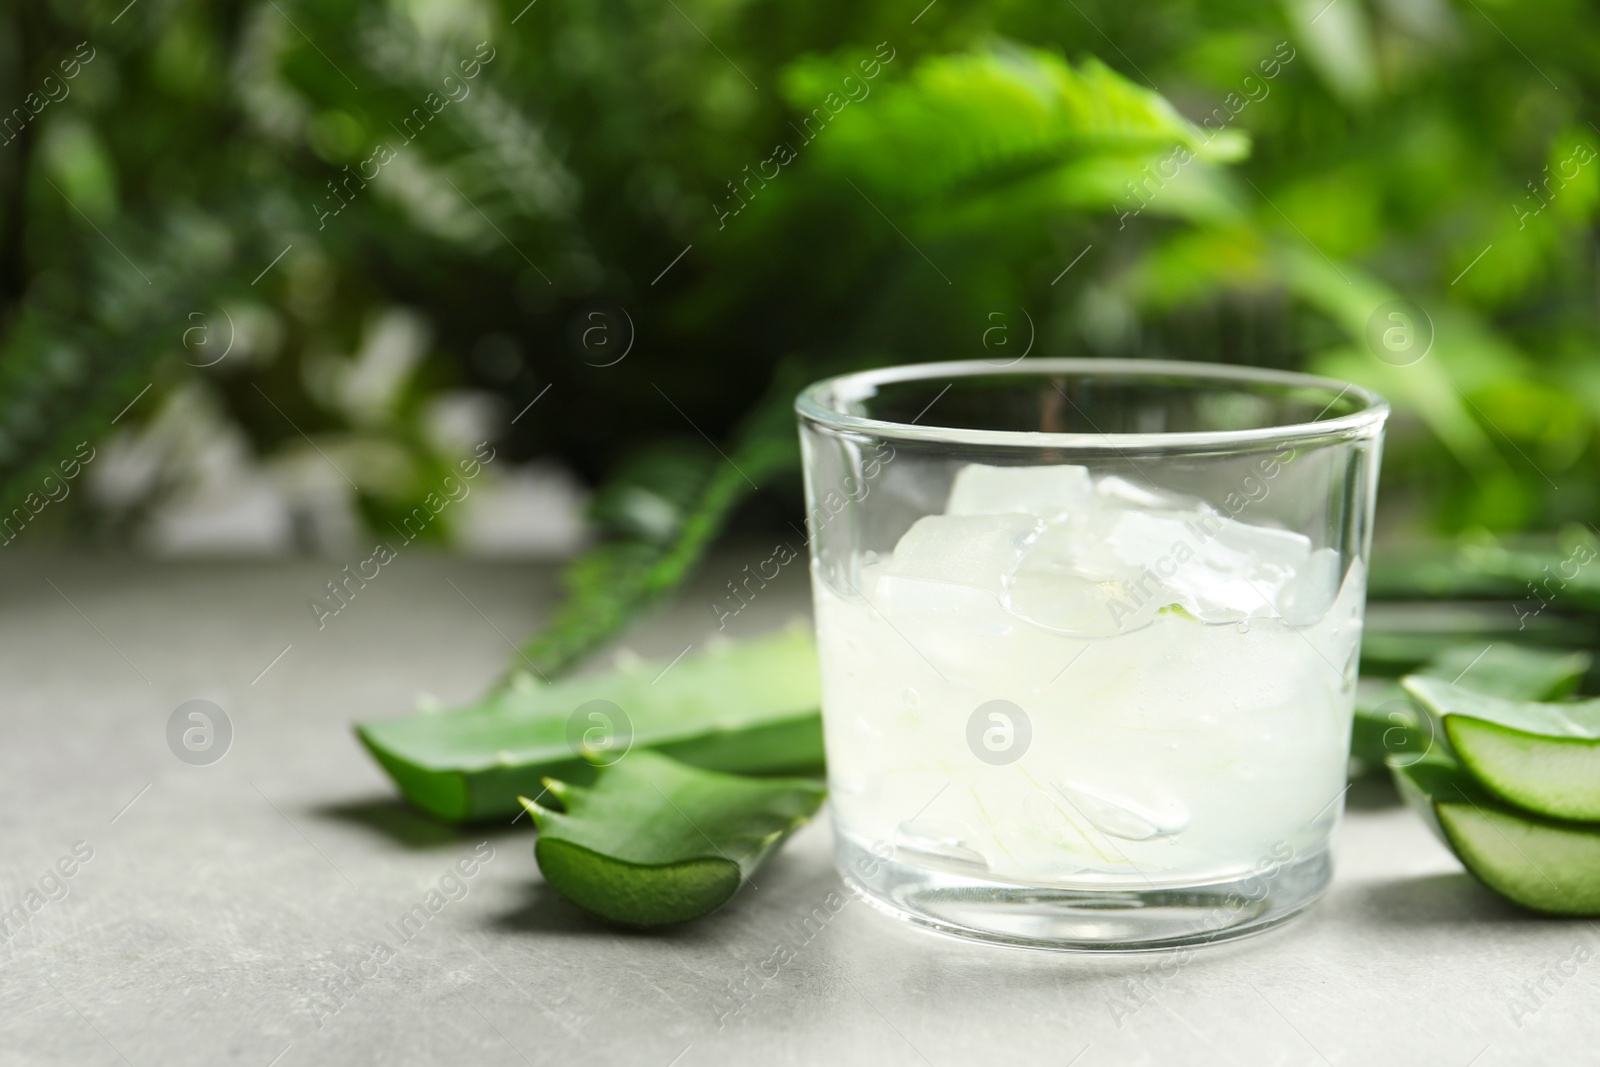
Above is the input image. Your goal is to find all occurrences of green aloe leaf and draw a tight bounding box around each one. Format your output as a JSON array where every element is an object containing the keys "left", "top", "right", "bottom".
[
  {"left": 1350, "top": 644, "right": 1591, "bottom": 768},
  {"left": 1367, "top": 530, "right": 1600, "bottom": 612},
  {"left": 1403, "top": 675, "right": 1600, "bottom": 821},
  {"left": 1391, "top": 752, "right": 1600, "bottom": 916},
  {"left": 1358, "top": 602, "right": 1599, "bottom": 678},
  {"left": 1350, "top": 679, "right": 1425, "bottom": 770},
  {"left": 356, "top": 627, "right": 823, "bottom": 822},
  {"left": 522, "top": 751, "right": 826, "bottom": 927},
  {"left": 1419, "top": 645, "right": 1591, "bottom": 701}
]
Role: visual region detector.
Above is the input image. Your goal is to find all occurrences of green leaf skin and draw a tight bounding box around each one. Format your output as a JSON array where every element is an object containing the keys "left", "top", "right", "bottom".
[
  {"left": 1349, "top": 644, "right": 1589, "bottom": 768},
  {"left": 1367, "top": 532, "right": 1600, "bottom": 613},
  {"left": 356, "top": 627, "right": 823, "bottom": 822},
  {"left": 1350, "top": 680, "right": 1425, "bottom": 769},
  {"left": 1403, "top": 676, "right": 1600, "bottom": 821},
  {"left": 1391, "top": 753, "right": 1600, "bottom": 916},
  {"left": 1358, "top": 603, "right": 1597, "bottom": 679},
  {"left": 523, "top": 752, "right": 826, "bottom": 927},
  {"left": 1418, "top": 645, "right": 1590, "bottom": 702}
]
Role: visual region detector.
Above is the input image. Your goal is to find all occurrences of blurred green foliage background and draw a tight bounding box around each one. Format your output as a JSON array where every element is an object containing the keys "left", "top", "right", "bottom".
[{"left": 1, "top": 0, "right": 1595, "bottom": 585}]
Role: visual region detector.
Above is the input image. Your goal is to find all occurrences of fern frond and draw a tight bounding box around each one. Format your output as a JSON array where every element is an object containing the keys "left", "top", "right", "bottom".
[{"left": 788, "top": 47, "right": 1248, "bottom": 205}]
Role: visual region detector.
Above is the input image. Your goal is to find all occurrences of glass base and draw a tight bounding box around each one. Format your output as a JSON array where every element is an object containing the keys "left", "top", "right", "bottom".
[{"left": 835, "top": 833, "right": 1333, "bottom": 952}]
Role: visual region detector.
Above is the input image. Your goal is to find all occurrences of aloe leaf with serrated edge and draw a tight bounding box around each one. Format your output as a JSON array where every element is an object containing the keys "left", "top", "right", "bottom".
[
  {"left": 1391, "top": 752, "right": 1600, "bottom": 916},
  {"left": 356, "top": 626, "right": 823, "bottom": 822},
  {"left": 1350, "top": 644, "right": 1591, "bottom": 768},
  {"left": 1402, "top": 675, "right": 1600, "bottom": 821},
  {"left": 522, "top": 751, "right": 826, "bottom": 927}
]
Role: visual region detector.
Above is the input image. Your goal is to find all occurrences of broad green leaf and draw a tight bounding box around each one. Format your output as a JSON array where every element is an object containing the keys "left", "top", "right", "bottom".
[
  {"left": 796, "top": 46, "right": 1248, "bottom": 205},
  {"left": 1403, "top": 675, "right": 1600, "bottom": 820},
  {"left": 1292, "top": 257, "right": 1520, "bottom": 477},
  {"left": 1041, "top": 156, "right": 1243, "bottom": 224},
  {"left": 523, "top": 751, "right": 826, "bottom": 927},
  {"left": 1120, "top": 226, "right": 1272, "bottom": 311},
  {"left": 1284, "top": 0, "right": 1378, "bottom": 105},
  {"left": 1391, "top": 752, "right": 1600, "bottom": 916},
  {"left": 357, "top": 627, "right": 823, "bottom": 822}
]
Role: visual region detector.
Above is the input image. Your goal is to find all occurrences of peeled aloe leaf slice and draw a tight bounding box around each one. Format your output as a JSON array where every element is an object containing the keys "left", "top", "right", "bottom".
[
  {"left": 356, "top": 626, "right": 823, "bottom": 822},
  {"left": 1391, "top": 752, "right": 1600, "bottom": 916},
  {"left": 522, "top": 751, "right": 826, "bottom": 927},
  {"left": 1403, "top": 675, "right": 1600, "bottom": 821},
  {"left": 1349, "top": 644, "right": 1590, "bottom": 768}
]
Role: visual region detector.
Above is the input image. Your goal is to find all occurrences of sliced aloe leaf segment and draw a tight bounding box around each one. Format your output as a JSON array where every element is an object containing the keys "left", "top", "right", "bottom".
[
  {"left": 1390, "top": 752, "right": 1600, "bottom": 916},
  {"left": 356, "top": 626, "right": 823, "bottom": 821},
  {"left": 1349, "top": 644, "right": 1590, "bottom": 769},
  {"left": 523, "top": 751, "right": 826, "bottom": 927},
  {"left": 1403, "top": 675, "right": 1600, "bottom": 821}
]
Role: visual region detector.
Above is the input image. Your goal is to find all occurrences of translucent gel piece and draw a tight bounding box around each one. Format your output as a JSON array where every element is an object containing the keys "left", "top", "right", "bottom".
[
  {"left": 894, "top": 818, "right": 991, "bottom": 872},
  {"left": 1055, "top": 779, "right": 1191, "bottom": 842},
  {"left": 947, "top": 463, "right": 1095, "bottom": 522},
  {"left": 886, "top": 513, "right": 1044, "bottom": 593}
]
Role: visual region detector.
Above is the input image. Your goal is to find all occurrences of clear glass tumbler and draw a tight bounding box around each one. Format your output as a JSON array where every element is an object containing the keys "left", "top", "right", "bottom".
[{"left": 796, "top": 359, "right": 1387, "bottom": 950}]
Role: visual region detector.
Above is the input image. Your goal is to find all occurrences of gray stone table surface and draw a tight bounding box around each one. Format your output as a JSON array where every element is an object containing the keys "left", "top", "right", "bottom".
[{"left": 1, "top": 551, "right": 1595, "bottom": 1067}]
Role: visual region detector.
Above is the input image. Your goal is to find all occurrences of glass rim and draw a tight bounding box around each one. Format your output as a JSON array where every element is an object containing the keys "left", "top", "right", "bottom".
[{"left": 795, "top": 358, "right": 1389, "bottom": 452}]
